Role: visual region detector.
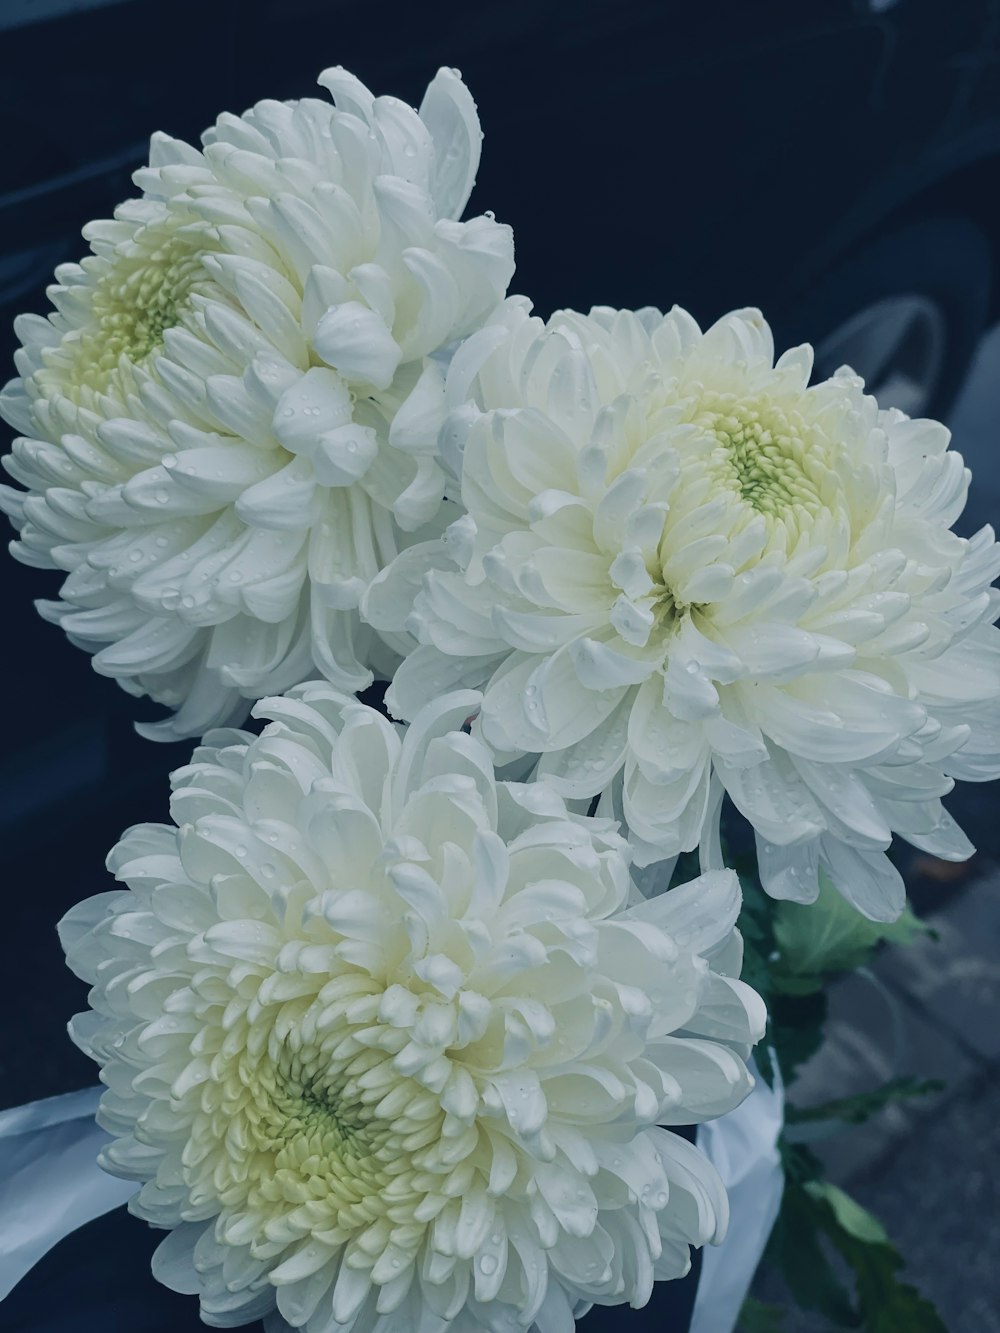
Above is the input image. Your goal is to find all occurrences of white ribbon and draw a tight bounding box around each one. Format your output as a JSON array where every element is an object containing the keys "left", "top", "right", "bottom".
[
  {"left": 0, "top": 1086, "right": 137, "bottom": 1300},
  {"left": 691, "top": 1060, "right": 786, "bottom": 1333}
]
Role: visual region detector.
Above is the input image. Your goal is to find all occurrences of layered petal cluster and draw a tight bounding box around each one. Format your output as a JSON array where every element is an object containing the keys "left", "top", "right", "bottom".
[
  {"left": 1, "top": 67, "right": 513, "bottom": 738},
  {"left": 61, "top": 684, "right": 762, "bottom": 1332},
  {"left": 367, "top": 301, "right": 1000, "bottom": 920}
]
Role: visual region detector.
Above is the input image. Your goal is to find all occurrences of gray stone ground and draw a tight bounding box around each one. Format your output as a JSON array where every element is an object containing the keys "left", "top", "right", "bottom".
[
  {"left": 766, "top": 869, "right": 1000, "bottom": 1333},
  {"left": 756, "top": 331, "right": 1000, "bottom": 1332}
]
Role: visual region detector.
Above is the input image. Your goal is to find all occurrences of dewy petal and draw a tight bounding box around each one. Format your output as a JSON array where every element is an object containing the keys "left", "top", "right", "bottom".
[
  {"left": 313, "top": 302, "right": 403, "bottom": 391},
  {"left": 62, "top": 685, "right": 761, "bottom": 1331},
  {"left": 716, "top": 750, "right": 825, "bottom": 846},
  {"left": 536, "top": 694, "right": 633, "bottom": 798},
  {"left": 418, "top": 69, "right": 483, "bottom": 219},
  {"left": 272, "top": 366, "right": 353, "bottom": 452},
  {"left": 313, "top": 424, "right": 380, "bottom": 488},
  {"left": 2, "top": 64, "right": 512, "bottom": 738},
  {"left": 818, "top": 836, "right": 906, "bottom": 923},
  {"left": 624, "top": 868, "right": 743, "bottom": 959},
  {"left": 756, "top": 834, "right": 821, "bottom": 903},
  {"left": 387, "top": 643, "right": 500, "bottom": 722}
]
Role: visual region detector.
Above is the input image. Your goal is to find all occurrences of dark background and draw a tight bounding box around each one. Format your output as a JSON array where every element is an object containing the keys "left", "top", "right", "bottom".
[{"left": 1, "top": 0, "right": 998, "bottom": 1116}]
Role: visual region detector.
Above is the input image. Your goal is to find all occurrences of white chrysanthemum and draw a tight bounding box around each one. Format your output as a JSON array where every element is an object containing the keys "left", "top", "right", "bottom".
[
  {"left": 1, "top": 67, "right": 513, "bottom": 739},
  {"left": 366, "top": 301, "right": 1000, "bottom": 921},
  {"left": 61, "top": 684, "right": 763, "bottom": 1333}
]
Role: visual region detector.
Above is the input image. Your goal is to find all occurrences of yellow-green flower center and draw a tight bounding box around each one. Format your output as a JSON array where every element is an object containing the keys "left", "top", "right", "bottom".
[
  {"left": 651, "top": 583, "right": 681, "bottom": 632},
  {"left": 260, "top": 1079, "right": 392, "bottom": 1210},
  {"left": 184, "top": 985, "right": 456, "bottom": 1256},
  {"left": 696, "top": 398, "right": 824, "bottom": 518},
  {"left": 69, "top": 238, "right": 206, "bottom": 391}
]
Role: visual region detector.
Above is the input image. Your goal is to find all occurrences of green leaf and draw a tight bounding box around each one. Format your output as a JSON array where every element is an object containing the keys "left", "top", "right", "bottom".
[
  {"left": 772, "top": 874, "right": 928, "bottom": 979},
  {"left": 737, "top": 873, "right": 777, "bottom": 946},
  {"left": 786, "top": 1077, "right": 944, "bottom": 1127},
  {"left": 739, "top": 928, "right": 776, "bottom": 1001},
  {"left": 770, "top": 971, "right": 828, "bottom": 996},
  {"left": 778, "top": 1138, "right": 826, "bottom": 1186},
  {"left": 766, "top": 1178, "right": 858, "bottom": 1325},
  {"left": 805, "top": 1181, "right": 888, "bottom": 1244},
  {"left": 825, "top": 1213, "right": 947, "bottom": 1333},
  {"left": 768, "top": 988, "right": 828, "bottom": 1084},
  {"left": 775, "top": 1165, "right": 948, "bottom": 1333},
  {"left": 738, "top": 1295, "right": 787, "bottom": 1332}
]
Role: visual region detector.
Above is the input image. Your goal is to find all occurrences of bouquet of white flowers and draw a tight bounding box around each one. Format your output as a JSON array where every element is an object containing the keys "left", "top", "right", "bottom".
[{"left": 1, "top": 60, "right": 996, "bottom": 1333}]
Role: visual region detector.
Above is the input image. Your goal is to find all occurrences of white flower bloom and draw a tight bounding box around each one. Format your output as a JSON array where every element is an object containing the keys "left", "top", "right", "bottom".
[
  {"left": 1, "top": 67, "right": 513, "bottom": 739},
  {"left": 61, "top": 683, "right": 763, "bottom": 1333},
  {"left": 366, "top": 301, "right": 1000, "bottom": 921}
]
